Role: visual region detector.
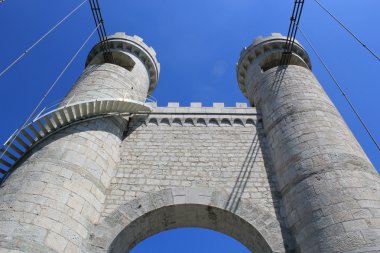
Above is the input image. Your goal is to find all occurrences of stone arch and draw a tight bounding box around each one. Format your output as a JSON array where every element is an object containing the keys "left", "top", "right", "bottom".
[
  {"left": 196, "top": 118, "right": 207, "bottom": 126},
  {"left": 246, "top": 118, "right": 255, "bottom": 126},
  {"left": 88, "top": 188, "right": 286, "bottom": 253},
  {"left": 184, "top": 118, "right": 195, "bottom": 126},
  {"left": 221, "top": 118, "right": 232, "bottom": 126},
  {"left": 233, "top": 118, "right": 245, "bottom": 126},
  {"left": 147, "top": 118, "right": 158, "bottom": 126},
  {"left": 208, "top": 118, "right": 219, "bottom": 126},
  {"left": 160, "top": 118, "right": 170, "bottom": 126},
  {"left": 172, "top": 118, "right": 182, "bottom": 126}
]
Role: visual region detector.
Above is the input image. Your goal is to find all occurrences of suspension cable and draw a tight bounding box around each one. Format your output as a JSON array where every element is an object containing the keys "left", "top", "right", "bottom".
[
  {"left": 0, "top": 24, "right": 100, "bottom": 162},
  {"left": 313, "top": 0, "right": 380, "bottom": 62},
  {"left": 298, "top": 26, "right": 380, "bottom": 151},
  {"left": 89, "top": 0, "right": 114, "bottom": 63},
  {"left": 0, "top": 0, "right": 88, "bottom": 78},
  {"left": 280, "top": 0, "right": 305, "bottom": 66}
]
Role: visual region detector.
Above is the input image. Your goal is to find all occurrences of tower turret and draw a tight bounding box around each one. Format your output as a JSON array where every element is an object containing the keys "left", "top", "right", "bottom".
[
  {"left": 63, "top": 32, "right": 160, "bottom": 104},
  {"left": 237, "top": 33, "right": 380, "bottom": 252},
  {"left": 237, "top": 33, "right": 311, "bottom": 106}
]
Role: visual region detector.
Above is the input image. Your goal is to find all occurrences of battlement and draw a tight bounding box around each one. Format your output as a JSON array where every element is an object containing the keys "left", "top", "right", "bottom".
[
  {"left": 145, "top": 102, "right": 257, "bottom": 115},
  {"left": 237, "top": 33, "right": 311, "bottom": 100},
  {"left": 125, "top": 102, "right": 259, "bottom": 129},
  {"left": 85, "top": 32, "right": 160, "bottom": 95}
]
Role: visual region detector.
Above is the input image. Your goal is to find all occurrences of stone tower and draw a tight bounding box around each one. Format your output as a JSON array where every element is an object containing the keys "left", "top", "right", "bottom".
[
  {"left": 0, "top": 32, "right": 160, "bottom": 252},
  {"left": 237, "top": 33, "right": 380, "bottom": 252},
  {"left": 0, "top": 32, "right": 379, "bottom": 253}
]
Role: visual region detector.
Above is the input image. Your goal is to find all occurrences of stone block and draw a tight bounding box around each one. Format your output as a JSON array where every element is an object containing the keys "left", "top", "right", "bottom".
[
  {"left": 235, "top": 102, "right": 248, "bottom": 108},
  {"left": 212, "top": 102, "right": 224, "bottom": 108},
  {"left": 45, "top": 231, "right": 68, "bottom": 252},
  {"left": 190, "top": 102, "right": 202, "bottom": 107},
  {"left": 168, "top": 102, "right": 179, "bottom": 107}
]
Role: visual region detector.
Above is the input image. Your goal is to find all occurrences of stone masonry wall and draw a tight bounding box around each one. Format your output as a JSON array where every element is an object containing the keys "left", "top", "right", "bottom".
[
  {"left": 99, "top": 104, "right": 291, "bottom": 252},
  {"left": 0, "top": 103, "right": 291, "bottom": 253},
  {"left": 0, "top": 117, "right": 125, "bottom": 253},
  {"left": 103, "top": 104, "right": 277, "bottom": 215},
  {"left": 62, "top": 63, "right": 149, "bottom": 105},
  {"left": 249, "top": 65, "right": 380, "bottom": 252}
]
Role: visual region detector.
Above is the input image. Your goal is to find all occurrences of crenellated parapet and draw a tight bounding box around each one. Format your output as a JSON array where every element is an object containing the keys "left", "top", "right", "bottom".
[
  {"left": 138, "top": 117, "right": 257, "bottom": 127},
  {"left": 85, "top": 32, "right": 160, "bottom": 95},
  {"left": 237, "top": 33, "right": 311, "bottom": 104},
  {"left": 128, "top": 102, "right": 259, "bottom": 128}
]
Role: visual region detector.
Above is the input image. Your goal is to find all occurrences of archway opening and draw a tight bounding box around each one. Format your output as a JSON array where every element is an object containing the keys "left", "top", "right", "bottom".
[
  {"left": 131, "top": 227, "right": 251, "bottom": 253},
  {"left": 108, "top": 204, "right": 274, "bottom": 253}
]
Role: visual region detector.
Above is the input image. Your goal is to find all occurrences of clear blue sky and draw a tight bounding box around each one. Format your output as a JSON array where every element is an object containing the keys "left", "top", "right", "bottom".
[{"left": 0, "top": 0, "right": 379, "bottom": 252}]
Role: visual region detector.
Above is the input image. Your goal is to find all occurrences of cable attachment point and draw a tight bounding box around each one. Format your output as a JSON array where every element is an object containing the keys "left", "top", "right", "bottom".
[
  {"left": 280, "top": 0, "right": 305, "bottom": 66},
  {"left": 89, "top": 0, "right": 115, "bottom": 64}
]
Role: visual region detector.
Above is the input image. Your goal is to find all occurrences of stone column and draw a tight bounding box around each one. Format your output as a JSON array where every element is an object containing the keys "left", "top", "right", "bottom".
[
  {"left": 237, "top": 33, "right": 380, "bottom": 252},
  {"left": 0, "top": 33, "right": 159, "bottom": 252}
]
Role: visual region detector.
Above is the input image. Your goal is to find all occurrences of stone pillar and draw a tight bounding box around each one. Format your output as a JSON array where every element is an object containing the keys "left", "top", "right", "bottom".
[
  {"left": 0, "top": 33, "right": 159, "bottom": 252},
  {"left": 237, "top": 33, "right": 380, "bottom": 252}
]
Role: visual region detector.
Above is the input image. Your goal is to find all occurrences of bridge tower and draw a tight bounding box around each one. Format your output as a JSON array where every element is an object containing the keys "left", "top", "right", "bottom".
[
  {"left": 1, "top": 31, "right": 379, "bottom": 253},
  {"left": 237, "top": 33, "right": 380, "bottom": 252},
  {"left": 0, "top": 32, "right": 159, "bottom": 252}
]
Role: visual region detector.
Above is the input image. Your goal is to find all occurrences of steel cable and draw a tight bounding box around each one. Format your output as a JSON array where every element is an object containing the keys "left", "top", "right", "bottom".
[
  {"left": 0, "top": 23, "right": 100, "bottom": 163},
  {"left": 89, "top": 0, "right": 114, "bottom": 63},
  {"left": 0, "top": 0, "right": 88, "bottom": 78},
  {"left": 298, "top": 26, "right": 380, "bottom": 151},
  {"left": 314, "top": 0, "right": 380, "bottom": 62},
  {"left": 281, "top": 0, "right": 305, "bottom": 66}
]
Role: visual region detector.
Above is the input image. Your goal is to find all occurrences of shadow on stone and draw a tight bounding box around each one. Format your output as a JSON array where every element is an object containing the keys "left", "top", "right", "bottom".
[
  {"left": 225, "top": 133, "right": 260, "bottom": 213},
  {"left": 271, "top": 66, "right": 288, "bottom": 95},
  {"left": 256, "top": 121, "right": 298, "bottom": 253}
]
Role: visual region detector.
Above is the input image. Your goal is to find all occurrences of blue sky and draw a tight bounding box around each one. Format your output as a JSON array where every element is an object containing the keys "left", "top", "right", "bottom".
[
  {"left": 0, "top": 0, "right": 379, "bottom": 252},
  {"left": 131, "top": 228, "right": 250, "bottom": 253}
]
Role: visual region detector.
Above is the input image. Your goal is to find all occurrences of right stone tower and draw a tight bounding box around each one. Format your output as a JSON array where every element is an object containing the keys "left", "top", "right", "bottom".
[{"left": 237, "top": 33, "right": 380, "bottom": 252}]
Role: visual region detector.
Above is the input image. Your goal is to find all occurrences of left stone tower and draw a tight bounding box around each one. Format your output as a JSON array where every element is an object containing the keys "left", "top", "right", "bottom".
[{"left": 0, "top": 32, "right": 159, "bottom": 252}]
